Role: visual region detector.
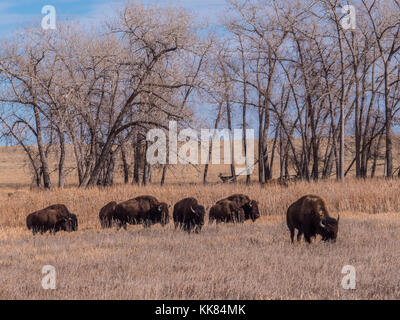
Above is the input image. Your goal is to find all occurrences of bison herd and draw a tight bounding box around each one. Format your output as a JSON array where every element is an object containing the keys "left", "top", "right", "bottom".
[{"left": 25, "top": 194, "right": 340, "bottom": 244}]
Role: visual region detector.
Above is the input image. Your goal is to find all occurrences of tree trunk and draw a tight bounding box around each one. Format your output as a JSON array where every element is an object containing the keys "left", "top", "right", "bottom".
[
  {"left": 203, "top": 103, "right": 223, "bottom": 185},
  {"left": 58, "top": 130, "right": 66, "bottom": 188},
  {"left": 104, "top": 151, "right": 116, "bottom": 186},
  {"left": 33, "top": 106, "right": 51, "bottom": 189},
  {"left": 226, "top": 98, "right": 236, "bottom": 183},
  {"left": 384, "top": 66, "right": 393, "bottom": 178},
  {"left": 121, "top": 144, "right": 130, "bottom": 184},
  {"left": 161, "top": 165, "right": 167, "bottom": 186}
]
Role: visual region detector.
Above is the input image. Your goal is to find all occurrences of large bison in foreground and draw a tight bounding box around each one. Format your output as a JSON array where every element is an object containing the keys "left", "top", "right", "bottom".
[
  {"left": 113, "top": 195, "right": 169, "bottom": 229},
  {"left": 26, "top": 204, "right": 77, "bottom": 235},
  {"left": 217, "top": 194, "right": 260, "bottom": 222},
  {"left": 209, "top": 199, "right": 245, "bottom": 224},
  {"left": 99, "top": 201, "right": 117, "bottom": 228},
  {"left": 173, "top": 197, "right": 205, "bottom": 233},
  {"left": 286, "top": 195, "right": 339, "bottom": 244}
]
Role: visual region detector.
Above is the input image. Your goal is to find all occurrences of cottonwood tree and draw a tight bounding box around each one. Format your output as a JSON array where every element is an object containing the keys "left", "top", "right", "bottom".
[{"left": 2, "top": 0, "right": 400, "bottom": 187}]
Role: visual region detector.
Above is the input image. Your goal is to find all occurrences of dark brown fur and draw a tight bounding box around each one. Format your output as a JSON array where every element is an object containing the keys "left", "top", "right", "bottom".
[
  {"left": 45, "top": 204, "right": 72, "bottom": 217},
  {"left": 114, "top": 196, "right": 169, "bottom": 229},
  {"left": 70, "top": 213, "right": 78, "bottom": 231},
  {"left": 99, "top": 201, "right": 117, "bottom": 228},
  {"left": 286, "top": 195, "right": 339, "bottom": 244},
  {"left": 218, "top": 194, "right": 260, "bottom": 221},
  {"left": 209, "top": 200, "right": 245, "bottom": 224},
  {"left": 26, "top": 206, "right": 76, "bottom": 235},
  {"left": 173, "top": 197, "right": 205, "bottom": 233}
]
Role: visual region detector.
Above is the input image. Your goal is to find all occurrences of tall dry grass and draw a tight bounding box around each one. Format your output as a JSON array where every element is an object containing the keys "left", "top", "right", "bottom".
[
  {"left": 1, "top": 178, "right": 399, "bottom": 229},
  {"left": 1, "top": 179, "right": 400, "bottom": 299}
]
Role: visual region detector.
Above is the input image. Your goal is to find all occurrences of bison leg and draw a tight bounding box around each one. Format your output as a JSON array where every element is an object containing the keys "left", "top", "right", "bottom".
[
  {"left": 117, "top": 221, "right": 127, "bottom": 231},
  {"left": 302, "top": 224, "right": 313, "bottom": 244},
  {"left": 288, "top": 226, "right": 295, "bottom": 243},
  {"left": 108, "top": 218, "right": 113, "bottom": 228},
  {"left": 183, "top": 222, "right": 192, "bottom": 233},
  {"left": 143, "top": 219, "right": 151, "bottom": 229},
  {"left": 101, "top": 220, "right": 109, "bottom": 229},
  {"left": 297, "top": 230, "right": 303, "bottom": 242}
]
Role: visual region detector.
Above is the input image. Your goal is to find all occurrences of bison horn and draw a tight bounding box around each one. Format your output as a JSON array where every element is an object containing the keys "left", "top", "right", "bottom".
[
  {"left": 249, "top": 201, "right": 253, "bottom": 208},
  {"left": 320, "top": 220, "right": 326, "bottom": 228},
  {"left": 158, "top": 205, "right": 163, "bottom": 211},
  {"left": 190, "top": 206, "right": 196, "bottom": 214}
]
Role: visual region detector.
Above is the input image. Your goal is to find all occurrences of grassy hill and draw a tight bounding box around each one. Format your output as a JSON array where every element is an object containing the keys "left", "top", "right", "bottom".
[{"left": 1, "top": 135, "right": 399, "bottom": 192}]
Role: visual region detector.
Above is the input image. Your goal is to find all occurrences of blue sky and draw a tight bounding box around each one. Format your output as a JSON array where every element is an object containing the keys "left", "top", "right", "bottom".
[
  {"left": 0, "top": 0, "right": 228, "bottom": 37},
  {"left": 0, "top": 0, "right": 250, "bottom": 130}
]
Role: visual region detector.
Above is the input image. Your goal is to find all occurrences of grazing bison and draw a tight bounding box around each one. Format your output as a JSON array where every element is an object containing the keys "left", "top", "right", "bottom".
[
  {"left": 47, "top": 204, "right": 78, "bottom": 231},
  {"left": 209, "top": 200, "right": 245, "bottom": 224},
  {"left": 218, "top": 194, "right": 260, "bottom": 221},
  {"left": 114, "top": 196, "right": 169, "bottom": 229},
  {"left": 173, "top": 197, "right": 205, "bottom": 233},
  {"left": 99, "top": 201, "right": 117, "bottom": 228},
  {"left": 286, "top": 195, "right": 340, "bottom": 244},
  {"left": 26, "top": 206, "right": 76, "bottom": 235}
]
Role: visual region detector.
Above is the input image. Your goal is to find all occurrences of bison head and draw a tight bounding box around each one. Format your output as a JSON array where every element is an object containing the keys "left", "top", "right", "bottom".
[
  {"left": 190, "top": 205, "right": 205, "bottom": 226},
  {"left": 70, "top": 214, "right": 78, "bottom": 231},
  {"left": 61, "top": 216, "right": 75, "bottom": 232},
  {"left": 157, "top": 203, "right": 170, "bottom": 226},
  {"left": 319, "top": 215, "right": 339, "bottom": 242},
  {"left": 243, "top": 200, "right": 260, "bottom": 221}
]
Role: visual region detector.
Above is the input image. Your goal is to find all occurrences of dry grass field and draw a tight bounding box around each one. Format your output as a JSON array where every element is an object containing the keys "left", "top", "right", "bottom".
[{"left": 1, "top": 180, "right": 400, "bottom": 299}]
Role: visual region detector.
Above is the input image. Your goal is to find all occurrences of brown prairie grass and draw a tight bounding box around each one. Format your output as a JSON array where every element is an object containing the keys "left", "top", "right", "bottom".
[{"left": 0, "top": 179, "right": 400, "bottom": 299}]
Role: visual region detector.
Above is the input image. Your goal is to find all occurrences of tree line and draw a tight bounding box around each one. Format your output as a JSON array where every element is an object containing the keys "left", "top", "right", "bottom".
[{"left": 0, "top": 0, "right": 400, "bottom": 189}]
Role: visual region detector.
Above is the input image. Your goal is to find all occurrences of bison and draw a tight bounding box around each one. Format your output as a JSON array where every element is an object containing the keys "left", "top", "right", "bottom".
[
  {"left": 99, "top": 201, "right": 117, "bottom": 228},
  {"left": 209, "top": 200, "right": 245, "bottom": 225},
  {"left": 26, "top": 205, "right": 76, "bottom": 235},
  {"left": 286, "top": 195, "right": 340, "bottom": 244},
  {"left": 173, "top": 197, "right": 205, "bottom": 233},
  {"left": 47, "top": 204, "right": 78, "bottom": 231},
  {"left": 217, "top": 194, "right": 260, "bottom": 222},
  {"left": 114, "top": 195, "right": 169, "bottom": 229}
]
